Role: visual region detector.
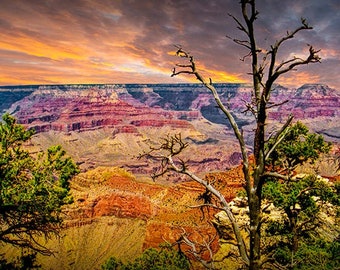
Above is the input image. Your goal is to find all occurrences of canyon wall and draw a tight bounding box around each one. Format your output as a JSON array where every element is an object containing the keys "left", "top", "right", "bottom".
[
  {"left": 1, "top": 83, "right": 339, "bottom": 173},
  {"left": 1, "top": 83, "right": 339, "bottom": 137},
  {"left": 1, "top": 83, "right": 339, "bottom": 269}
]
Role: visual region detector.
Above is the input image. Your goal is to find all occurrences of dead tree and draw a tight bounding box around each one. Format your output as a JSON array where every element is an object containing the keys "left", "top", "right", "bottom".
[
  {"left": 172, "top": 228, "right": 217, "bottom": 270},
  {"left": 141, "top": 1, "right": 320, "bottom": 269},
  {"left": 140, "top": 133, "right": 249, "bottom": 267}
]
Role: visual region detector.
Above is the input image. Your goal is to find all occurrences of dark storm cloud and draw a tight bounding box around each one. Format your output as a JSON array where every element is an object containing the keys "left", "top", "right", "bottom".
[{"left": 0, "top": 0, "right": 339, "bottom": 88}]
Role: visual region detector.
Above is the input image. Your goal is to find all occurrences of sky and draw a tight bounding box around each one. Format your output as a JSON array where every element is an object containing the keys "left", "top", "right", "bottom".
[{"left": 0, "top": 0, "right": 339, "bottom": 89}]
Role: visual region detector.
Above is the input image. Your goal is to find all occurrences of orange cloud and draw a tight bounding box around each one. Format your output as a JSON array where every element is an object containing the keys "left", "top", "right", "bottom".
[
  {"left": 0, "top": 0, "right": 338, "bottom": 89},
  {"left": 320, "top": 48, "right": 340, "bottom": 59},
  {"left": 277, "top": 71, "right": 321, "bottom": 88},
  {"left": 203, "top": 68, "right": 247, "bottom": 84},
  {"left": 0, "top": 35, "right": 87, "bottom": 62}
]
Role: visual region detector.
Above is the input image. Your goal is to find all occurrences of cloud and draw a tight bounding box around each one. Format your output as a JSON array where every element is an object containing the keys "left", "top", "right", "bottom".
[{"left": 0, "top": 0, "right": 339, "bottom": 89}]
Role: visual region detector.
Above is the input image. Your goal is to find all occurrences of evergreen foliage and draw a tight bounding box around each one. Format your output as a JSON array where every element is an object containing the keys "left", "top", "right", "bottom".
[
  {"left": 262, "top": 122, "right": 340, "bottom": 268},
  {"left": 267, "top": 121, "right": 331, "bottom": 172},
  {"left": 0, "top": 113, "right": 79, "bottom": 256},
  {"left": 0, "top": 252, "right": 40, "bottom": 270},
  {"left": 101, "top": 245, "right": 190, "bottom": 270}
]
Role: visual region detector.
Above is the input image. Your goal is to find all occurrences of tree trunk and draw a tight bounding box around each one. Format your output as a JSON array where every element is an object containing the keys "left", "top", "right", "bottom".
[
  {"left": 248, "top": 96, "right": 267, "bottom": 270},
  {"left": 292, "top": 215, "right": 299, "bottom": 253},
  {"left": 248, "top": 191, "right": 261, "bottom": 270},
  {"left": 288, "top": 210, "right": 299, "bottom": 268}
]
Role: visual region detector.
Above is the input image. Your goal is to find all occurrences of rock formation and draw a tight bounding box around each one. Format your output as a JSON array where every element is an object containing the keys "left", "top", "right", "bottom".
[
  {"left": 1, "top": 83, "right": 339, "bottom": 137},
  {"left": 1, "top": 83, "right": 339, "bottom": 174},
  {"left": 8, "top": 166, "right": 241, "bottom": 269},
  {"left": 1, "top": 83, "right": 339, "bottom": 269}
]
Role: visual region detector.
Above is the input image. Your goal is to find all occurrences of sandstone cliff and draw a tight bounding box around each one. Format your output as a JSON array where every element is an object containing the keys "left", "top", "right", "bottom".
[
  {"left": 2, "top": 83, "right": 339, "bottom": 174},
  {"left": 7, "top": 166, "right": 242, "bottom": 269},
  {"left": 2, "top": 83, "right": 339, "bottom": 138},
  {"left": 1, "top": 83, "right": 339, "bottom": 269}
]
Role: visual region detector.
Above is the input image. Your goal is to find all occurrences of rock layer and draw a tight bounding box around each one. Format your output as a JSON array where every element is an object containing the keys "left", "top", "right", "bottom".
[
  {"left": 2, "top": 83, "right": 339, "bottom": 174},
  {"left": 2, "top": 83, "right": 339, "bottom": 139}
]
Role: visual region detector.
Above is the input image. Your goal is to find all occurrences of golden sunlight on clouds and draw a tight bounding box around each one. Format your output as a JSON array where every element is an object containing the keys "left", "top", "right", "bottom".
[
  {"left": 167, "top": 50, "right": 247, "bottom": 84},
  {"left": 277, "top": 72, "right": 321, "bottom": 88},
  {"left": 205, "top": 69, "right": 247, "bottom": 84},
  {"left": 0, "top": 0, "right": 338, "bottom": 88},
  {"left": 0, "top": 36, "right": 87, "bottom": 62}
]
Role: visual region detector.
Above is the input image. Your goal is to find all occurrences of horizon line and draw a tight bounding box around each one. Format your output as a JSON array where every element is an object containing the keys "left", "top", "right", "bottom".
[{"left": 0, "top": 82, "right": 330, "bottom": 89}]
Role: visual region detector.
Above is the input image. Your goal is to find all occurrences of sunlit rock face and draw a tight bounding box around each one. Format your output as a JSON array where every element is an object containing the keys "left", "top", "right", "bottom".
[
  {"left": 2, "top": 83, "right": 339, "bottom": 136},
  {"left": 1, "top": 84, "right": 339, "bottom": 269},
  {"left": 269, "top": 84, "right": 340, "bottom": 120},
  {"left": 0, "top": 83, "right": 339, "bottom": 173},
  {"left": 7, "top": 85, "right": 198, "bottom": 133},
  {"left": 53, "top": 166, "right": 244, "bottom": 269},
  {"left": 3, "top": 165, "right": 243, "bottom": 269}
]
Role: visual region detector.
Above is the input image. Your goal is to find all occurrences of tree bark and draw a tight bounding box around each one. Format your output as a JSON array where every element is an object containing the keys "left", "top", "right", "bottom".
[
  {"left": 248, "top": 191, "right": 261, "bottom": 270},
  {"left": 170, "top": 1, "right": 321, "bottom": 267}
]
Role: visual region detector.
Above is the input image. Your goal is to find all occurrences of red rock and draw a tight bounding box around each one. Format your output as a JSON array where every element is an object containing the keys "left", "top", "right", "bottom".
[
  {"left": 65, "top": 166, "right": 244, "bottom": 256},
  {"left": 13, "top": 90, "right": 199, "bottom": 133},
  {"left": 93, "top": 193, "right": 153, "bottom": 220}
]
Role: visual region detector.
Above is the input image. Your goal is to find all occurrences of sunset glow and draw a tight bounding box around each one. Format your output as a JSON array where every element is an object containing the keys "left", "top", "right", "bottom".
[{"left": 0, "top": 0, "right": 339, "bottom": 88}]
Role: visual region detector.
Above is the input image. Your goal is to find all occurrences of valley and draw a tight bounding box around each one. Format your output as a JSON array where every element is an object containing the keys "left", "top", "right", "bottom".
[
  {"left": 1, "top": 83, "right": 339, "bottom": 269},
  {"left": 2, "top": 83, "right": 339, "bottom": 173}
]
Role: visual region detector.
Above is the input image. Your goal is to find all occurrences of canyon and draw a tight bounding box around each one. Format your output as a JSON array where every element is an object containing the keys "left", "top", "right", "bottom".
[
  {"left": 1, "top": 83, "right": 339, "bottom": 269},
  {"left": 1, "top": 83, "right": 339, "bottom": 173}
]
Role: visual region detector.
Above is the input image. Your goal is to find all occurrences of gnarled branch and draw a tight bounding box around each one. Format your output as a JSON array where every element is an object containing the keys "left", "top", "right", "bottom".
[{"left": 139, "top": 134, "right": 250, "bottom": 265}]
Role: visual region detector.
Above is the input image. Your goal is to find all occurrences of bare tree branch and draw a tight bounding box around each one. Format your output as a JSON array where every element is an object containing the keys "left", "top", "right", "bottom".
[
  {"left": 164, "top": 2, "right": 322, "bottom": 269},
  {"left": 266, "top": 99, "right": 289, "bottom": 109},
  {"left": 175, "top": 227, "right": 217, "bottom": 269},
  {"left": 171, "top": 46, "right": 251, "bottom": 196},
  {"left": 265, "top": 114, "right": 294, "bottom": 161},
  {"left": 140, "top": 134, "right": 250, "bottom": 265},
  {"left": 262, "top": 171, "right": 289, "bottom": 181}
]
